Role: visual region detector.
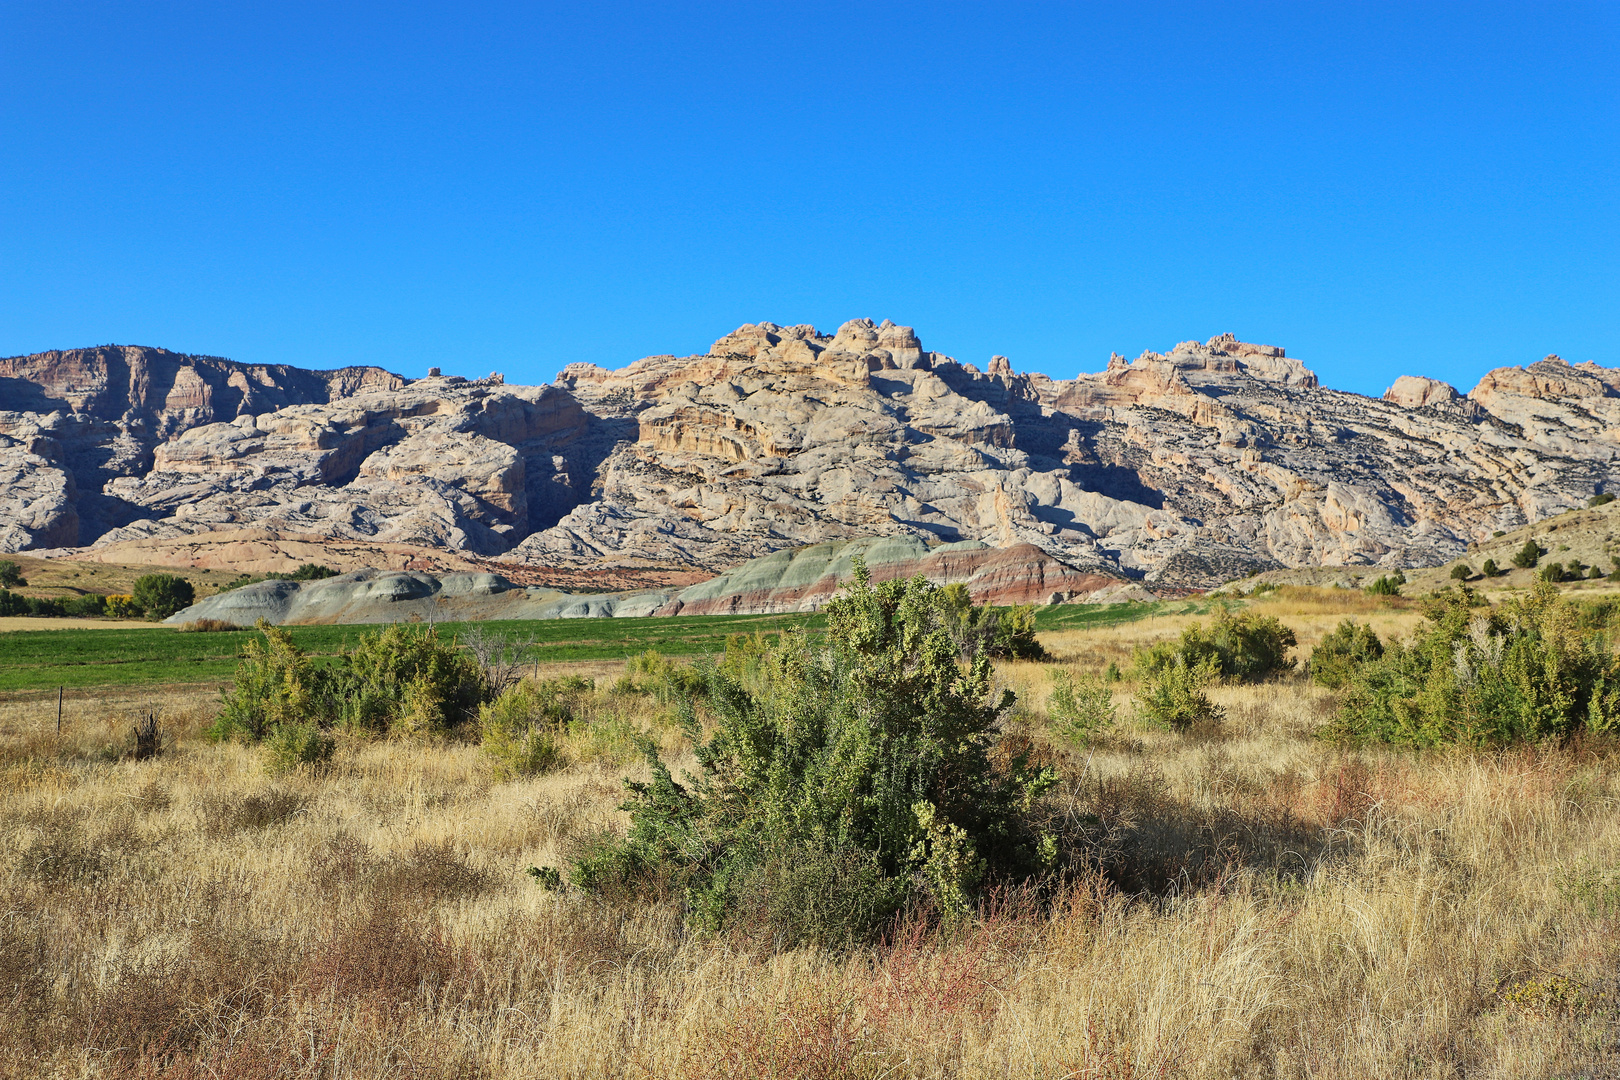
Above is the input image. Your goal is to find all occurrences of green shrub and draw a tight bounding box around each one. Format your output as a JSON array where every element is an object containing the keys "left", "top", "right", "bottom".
[
  {"left": 1307, "top": 620, "right": 1384, "bottom": 689},
  {"left": 65, "top": 593, "right": 107, "bottom": 617},
  {"left": 1135, "top": 657, "right": 1225, "bottom": 732},
  {"left": 1511, "top": 539, "right": 1542, "bottom": 570},
  {"left": 479, "top": 676, "right": 590, "bottom": 778},
  {"left": 335, "top": 622, "right": 486, "bottom": 736},
  {"left": 1539, "top": 562, "right": 1567, "bottom": 584},
  {"left": 132, "top": 573, "right": 195, "bottom": 619},
  {"left": 1451, "top": 564, "right": 1472, "bottom": 581},
  {"left": 263, "top": 721, "right": 335, "bottom": 776},
  {"left": 1132, "top": 608, "right": 1297, "bottom": 683},
  {"left": 1047, "top": 668, "right": 1115, "bottom": 744},
  {"left": 1590, "top": 493, "right": 1615, "bottom": 508},
  {"left": 570, "top": 562, "right": 1056, "bottom": 944},
  {"left": 1328, "top": 582, "right": 1620, "bottom": 746},
  {"left": 614, "top": 649, "right": 704, "bottom": 702},
  {"left": 1482, "top": 558, "right": 1500, "bottom": 578},
  {"left": 936, "top": 584, "right": 1048, "bottom": 660},
  {"left": 1364, "top": 571, "right": 1405, "bottom": 596},
  {"left": 214, "top": 621, "right": 490, "bottom": 743},
  {"left": 0, "top": 561, "right": 26, "bottom": 588},
  {"left": 211, "top": 622, "right": 326, "bottom": 742}
]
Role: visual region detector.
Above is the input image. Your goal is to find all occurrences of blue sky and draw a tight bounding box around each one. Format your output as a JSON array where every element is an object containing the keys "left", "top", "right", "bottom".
[{"left": 1, "top": 2, "right": 1614, "bottom": 397}]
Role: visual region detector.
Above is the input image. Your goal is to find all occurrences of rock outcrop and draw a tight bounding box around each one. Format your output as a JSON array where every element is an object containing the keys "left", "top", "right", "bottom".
[
  {"left": 8, "top": 327, "right": 1620, "bottom": 590},
  {"left": 164, "top": 536, "right": 1115, "bottom": 625}
]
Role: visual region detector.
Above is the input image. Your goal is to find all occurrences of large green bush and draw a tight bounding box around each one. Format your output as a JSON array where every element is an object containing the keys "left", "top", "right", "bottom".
[
  {"left": 1307, "top": 620, "right": 1384, "bottom": 689},
  {"left": 132, "top": 573, "right": 195, "bottom": 619},
  {"left": 336, "top": 622, "right": 487, "bottom": 736},
  {"left": 1133, "top": 608, "right": 1297, "bottom": 683},
  {"left": 566, "top": 562, "right": 1057, "bottom": 945},
  {"left": 1134, "top": 657, "right": 1225, "bottom": 732},
  {"left": 212, "top": 620, "right": 489, "bottom": 744},
  {"left": 0, "top": 561, "right": 26, "bottom": 588},
  {"left": 479, "top": 675, "right": 591, "bottom": 778},
  {"left": 1327, "top": 582, "right": 1620, "bottom": 746}
]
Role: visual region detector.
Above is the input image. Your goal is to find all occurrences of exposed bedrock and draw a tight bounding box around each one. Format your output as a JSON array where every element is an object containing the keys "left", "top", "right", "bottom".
[{"left": 8, "top": 329, "right": 1620, "bottom": 589}]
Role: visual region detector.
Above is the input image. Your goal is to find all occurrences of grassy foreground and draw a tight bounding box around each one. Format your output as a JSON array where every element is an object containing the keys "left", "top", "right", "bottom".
[
  {"left": 1, "top": 589, "right": 1614, "bottom": 1078},
  {"left": 0, "top": 601, "right": 1194, "bottom": 694}
]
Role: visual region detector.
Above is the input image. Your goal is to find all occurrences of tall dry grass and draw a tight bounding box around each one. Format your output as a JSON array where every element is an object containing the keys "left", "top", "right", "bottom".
[{"left": 2, "top": 610, "right": 1616, "bottom": 1078}]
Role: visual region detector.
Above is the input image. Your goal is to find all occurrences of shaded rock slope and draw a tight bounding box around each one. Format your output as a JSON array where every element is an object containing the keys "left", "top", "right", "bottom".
[{"left": 7, "top": 326, "right": 1620, "bottom": 589}]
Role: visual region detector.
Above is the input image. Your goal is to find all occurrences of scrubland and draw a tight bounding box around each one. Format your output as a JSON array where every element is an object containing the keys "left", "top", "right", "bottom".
[{"left": 2, "top": 593, "right": 1617, "bottom": 1079}]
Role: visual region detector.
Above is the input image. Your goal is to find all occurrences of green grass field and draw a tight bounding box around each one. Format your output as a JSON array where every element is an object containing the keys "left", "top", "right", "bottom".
[{"left": 0, "top": 601, "right": 1199, "bottom": 694}]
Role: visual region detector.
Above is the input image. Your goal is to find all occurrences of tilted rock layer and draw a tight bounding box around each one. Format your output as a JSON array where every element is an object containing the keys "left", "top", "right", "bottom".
[{"left": 5, "top": 330, "right": 1620, "bottom": 589}]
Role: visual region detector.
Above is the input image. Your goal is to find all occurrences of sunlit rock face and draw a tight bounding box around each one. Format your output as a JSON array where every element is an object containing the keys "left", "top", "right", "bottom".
[{"left": 5, "top": 329, "right": 1620, "bottom": 589}]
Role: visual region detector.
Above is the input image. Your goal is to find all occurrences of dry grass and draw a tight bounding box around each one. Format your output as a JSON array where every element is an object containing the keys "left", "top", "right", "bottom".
[{"left": 2, "top": 612, "right": 1617, "bottom": 1078}]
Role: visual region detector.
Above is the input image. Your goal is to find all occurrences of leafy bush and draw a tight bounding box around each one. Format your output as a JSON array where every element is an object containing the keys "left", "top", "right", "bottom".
[
  {"left": 1364, "top": 571, "right": 1405, "bottom": 596},
  {"left": 216, "top": 563, "right": 338, "bottom": 594},
  {"left": 479, "top": 676, "right": 591, "bottom": 778},
  {"left": 0, "top": 561, "right": 26, "bottom": 588},
  {"left": 211, "top": 623, "right": 324, "bottom": 742},
  {"left": 214, "top": 621, "right": 491, "bottom": 744},
  {"left": 1328, "top": 582, "right": 1620, "bottom": 746},
  {"left": 1451, "top": 564, "right": 1473, "bottom": 581},
  {"left": 1134, "top": 657, "right": 1225, "bottom": 732},
  {"left": 937, "top": 584, "right": 1048, "bottom": 660},
  {"left": 0, "top": 590, "right": 68, "bottom": 617},
  {"left": 1047, "top": 668, "right": 1115, "bottom": 744},
  {"left": 613, "top": 649, "right": 704, "bottom": 702},
  {"left": 65, "top": 593, "right": 107, "bottom": 617},
  {"left": 1590, "top": 493, "right": 1615, "bottom": 508},
  {"left": 1539, "top": 562, "right": 1568, "bottom": 584},
  {"left": 104, "top": 594, "right": 142, "bottom": 619},
  {"left": 1511, "top": 539, "right": 1542, "bottom": 570},
  {"left": 1307, "top": 620, "right": 1384, "bottom": 689},
  {"left": 131, "top": 573, "right": 195, "bottom": 619},
  {"left": 263, "top": 721, "right": 335, "bottom": 776},
  {"left": 335, "top": 622, "right": 487, "bottom": 736},
  {"left": 565, "top": 563, "right": 1056, "bottom": 944},
  {"left": 1481, "top": 558, "right": 1500, "bottom": 578},
  {"left": 1132, "top": 608, "right": 1297, "bottom": 683}
]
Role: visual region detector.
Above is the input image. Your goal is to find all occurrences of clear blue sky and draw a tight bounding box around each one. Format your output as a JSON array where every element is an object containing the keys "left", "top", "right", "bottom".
[{"left": 1, "top": 2, "right": 1614, "bottom": 397}]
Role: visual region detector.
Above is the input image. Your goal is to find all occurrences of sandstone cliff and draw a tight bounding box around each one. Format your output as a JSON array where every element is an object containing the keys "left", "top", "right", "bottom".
[{"left": 5, "top": 328, "right": 1619, "bottom": 590}]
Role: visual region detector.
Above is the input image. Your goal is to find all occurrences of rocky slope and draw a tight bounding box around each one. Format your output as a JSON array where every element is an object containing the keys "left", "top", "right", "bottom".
[
  {"left": 165, "top": 536, "right": 1137, "bottom": 625},
  {"left": 5, "top": 328, "right": 1620, "bottom": 590}
]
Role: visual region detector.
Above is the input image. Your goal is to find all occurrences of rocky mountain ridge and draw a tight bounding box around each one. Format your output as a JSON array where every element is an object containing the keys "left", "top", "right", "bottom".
[{"left": 5, "top": 326, "right": 1619, "bottom": 589}]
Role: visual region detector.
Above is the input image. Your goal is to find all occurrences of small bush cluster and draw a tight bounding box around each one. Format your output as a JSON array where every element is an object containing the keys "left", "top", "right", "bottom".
[
  {"left": 479, "top": 675, "right": 593, "bottom": 778},
  {"left": 1364, "top": 571, "right": 1406, "bottom": 596},
  {"left": 0, "top": 561, "right": 26, "bottom": 587},
  {"left": 1307, "top": 620, "right": 1384, "bottom": 689},
  {"left": 1132, "top": 608, "right": 1297, "bottom": 683},
  {"left": 1511, "top": 540, "right": 1543, "bottom": 570},
  {"left": 1047, "top": 668, "right": 1115, "bottom": 745},
  {"left": 938, "top": 583, "right": 1049, "bottom": 660},
  {"left": 1328, "top": 582, "right": 1620, "bottom": 746},
  {"left": 563, "top": 563, "right": 1057, "bottom": 945},
  {"left": 211, "top": 621, "right": 492, "bottom": 756},
  {"left": 1134, "top": 657, "right": 1225, "bottom": 731},
  {"left": 216, "top": 563, "right": 339, "bottom": 593}
]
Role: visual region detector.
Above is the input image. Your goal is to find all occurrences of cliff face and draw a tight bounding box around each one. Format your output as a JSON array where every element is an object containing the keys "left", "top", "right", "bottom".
[
  {"left": 0, "top": 346, "right": 404, "bottom": 547},
  {"left": 4, "top": 329, "right": 1619, "bottom": 590},
  {"left": 516, "top": 321, "right": 1620, "bottom": 584}
]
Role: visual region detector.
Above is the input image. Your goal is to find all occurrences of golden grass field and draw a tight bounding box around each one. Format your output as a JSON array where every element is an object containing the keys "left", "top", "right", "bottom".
[{"left": 2, "top": 592, "right": 1617, "bottom": 1078}]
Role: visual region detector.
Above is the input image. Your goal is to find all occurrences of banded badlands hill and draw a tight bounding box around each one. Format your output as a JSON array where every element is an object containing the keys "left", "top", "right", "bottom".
[{"left": 3, "top": 324, "right": 1618, "bottom": 589}]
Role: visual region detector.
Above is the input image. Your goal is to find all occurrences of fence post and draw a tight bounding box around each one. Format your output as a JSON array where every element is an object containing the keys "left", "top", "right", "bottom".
[{"left": 57, "top": 685, "right": 63, "bottom": 735}]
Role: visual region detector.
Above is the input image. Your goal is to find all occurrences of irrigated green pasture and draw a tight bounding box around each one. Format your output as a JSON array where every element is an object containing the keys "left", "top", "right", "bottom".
[{"left": 0, "top": 601, "right": 1197, "bottom": 693}]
